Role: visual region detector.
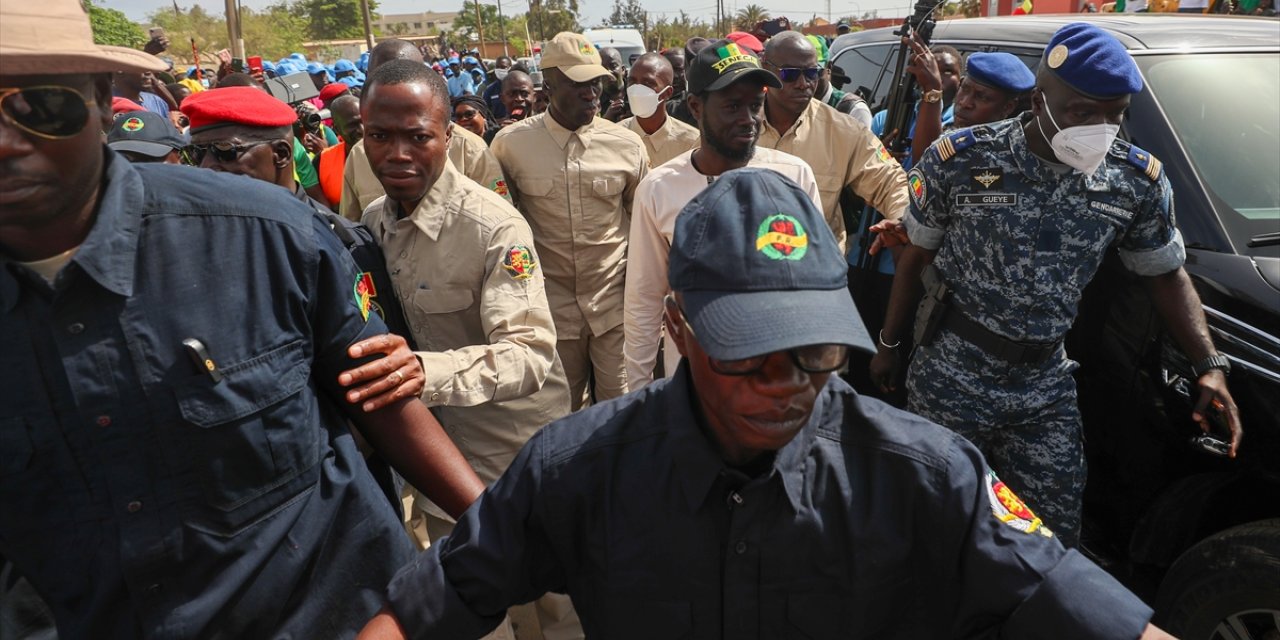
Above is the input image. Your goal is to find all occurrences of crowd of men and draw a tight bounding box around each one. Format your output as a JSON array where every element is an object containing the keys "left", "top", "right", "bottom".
[{"left": 0, "top": 0, "right": 1246, "bottom": 637}]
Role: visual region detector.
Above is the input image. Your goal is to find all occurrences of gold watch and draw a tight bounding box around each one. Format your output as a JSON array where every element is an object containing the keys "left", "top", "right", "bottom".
[{"left": 922, "top": 89, "right": 943, "bottom": 104}]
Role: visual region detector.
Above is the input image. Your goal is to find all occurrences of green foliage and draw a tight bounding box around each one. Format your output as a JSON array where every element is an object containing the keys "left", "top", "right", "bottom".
[
  {"left": 645, "top": 11, "right": 717, "bottom": 50},
  {"left": 606, "top": 0, "right": 646, "bottom": 28},
  {"left": 147, "top": 2, "right": 313, "bottom": 62},
  {"left": 293, "top": 0, "right": 377, "bottom": 40},
  {"left": 941, "top": 0, "right": 982, "bottom": 17},
  {"left": 734, "top": 4, "right": 770, "bottom": 30},
  {"left": 87, "top": 0, "right": 146, "bottom": 49}
]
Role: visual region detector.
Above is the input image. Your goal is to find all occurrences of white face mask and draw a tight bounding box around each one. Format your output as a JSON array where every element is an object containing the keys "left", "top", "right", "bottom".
[
  {"left": 626, "top": 84, "right": 669, "bottom": 119},
  {"left": 495, "top": 68, "right": 509, "bottom": 81},
  {"left": 1037, "top": 95, "right": 1120, "bottom": 175}
]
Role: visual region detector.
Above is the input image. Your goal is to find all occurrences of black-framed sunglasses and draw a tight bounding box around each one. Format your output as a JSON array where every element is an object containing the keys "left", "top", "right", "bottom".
[
  {"left": 666, "top": 296, "right": 849, "bottom": 376},
  {"left": 186, "top": 140, "right": 280, "bottom": 164},
  {"left": 0, "top": 85, "right": 96, "bottom": 140},
  {"left": 773, "top": 67, "right": 822, "bottom": 84},
  {"left": 453, "top": 109, "right": 481, "bottom": 121}
]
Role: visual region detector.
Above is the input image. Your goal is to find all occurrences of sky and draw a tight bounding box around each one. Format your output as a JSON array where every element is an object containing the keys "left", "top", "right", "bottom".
[{"left": 106, "top": 0, "right": 918, "bottom": 31}]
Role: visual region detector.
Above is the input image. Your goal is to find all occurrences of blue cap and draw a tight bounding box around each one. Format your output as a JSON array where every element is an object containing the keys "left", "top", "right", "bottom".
[
  {"left": 261, "top": 60, "right": 277, "bottom": 72},
  {"left": 1043, "top": 23, "right": 1142, "bottom": 99},
  {"left": 276, "top": 61, "right": 298, "bottom": 75},
  {"left": 289, "top": 52, "right": 307, "bottom": 62},
  {"left": 668, "top": 168, "right": 874, "bottom": 360},
  {"left": 334, "top": 59, "right": 356, "bottom": 72},
  {"left": 447, "top": 56, "right": 461, "bottom": 65},
  {"left": 108, "top": 111, "right": 189, "bottom": 157},
  {"left": 358, "top": 51, "right": 370, "bottom": 71},
  {"left": 338, "top": 75, "right": 361, "bottom": 88},
  {"left": 306, "top": 62, "right": 326, "bottom": 75},
  {"left": 462, "top": 55, "right": 478, "bottom": 64},
  {"left": 443, "top": 67, "right": 455, "bottom": 78},
  {"left": 965, "top": 52, "right": 1035, "bottom": 94}
]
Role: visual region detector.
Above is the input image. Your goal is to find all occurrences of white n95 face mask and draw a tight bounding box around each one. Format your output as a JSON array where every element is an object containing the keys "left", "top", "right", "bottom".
[
  {"left": 1038, "top": 96, "right": 1120, "bottom": 175},
  {"left": 494, "top": 68, "right": 509, "bottom": 81},
  {"left": 626, "top": 84, "right": 668, "bottom": 119}
]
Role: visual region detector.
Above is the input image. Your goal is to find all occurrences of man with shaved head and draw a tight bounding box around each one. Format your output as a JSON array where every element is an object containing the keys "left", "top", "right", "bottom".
[
  {"left": 758, "top": 30, "right": 908, "bottom": 255},
  {"left": 495, "top": 68, "right": 535, "bottom": 131},
  {"left": 616, "top": 52, "right": 699, "bottom": 168},
  {"left": 340, "top": 39, "right": 509, "bottom": 221}
]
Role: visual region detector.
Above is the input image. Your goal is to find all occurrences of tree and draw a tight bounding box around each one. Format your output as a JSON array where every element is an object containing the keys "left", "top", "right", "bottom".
[
  {"left": 647, "top": 11, "right": 716, "bottom": 50},
  {"left": 734, "top": 4, "right": 770, "bottom": 30},
  {"left": 526, "top": 0, "right": 581, "bottom": 42},
  {"left": 606, "top": 0, "right": 646, "bottom": 27},
  {"left": 148, "top": 2, "right": 310, "bottom": 63},
  {"left": 940, "top": 0, "right": 981, "bottom": 17},
  {"left": 292, "top": 0, "right": 378, "bottom": 40},
  {"left": 87, "top": 0, "right": 146, "bottom": 49}
]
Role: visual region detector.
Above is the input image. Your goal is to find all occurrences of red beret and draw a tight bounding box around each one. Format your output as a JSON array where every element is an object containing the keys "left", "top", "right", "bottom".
[
  {"left": 181, "top": 86, "right": 298, "bottom": 133},
  {"left": 725, "top": 32, "right": 765, "bottom": 54},
  {"left": 319, "top": 82, "right": 349, "bottom": 104},
  {"left": 111, "top": 96, "right": 146, "bottom": 115}
]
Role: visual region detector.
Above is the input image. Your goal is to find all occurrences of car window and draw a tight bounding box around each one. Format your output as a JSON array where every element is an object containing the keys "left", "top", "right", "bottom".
[
  {"left": 831, "top": 43, "right": 902, "bottom": 111},
  {"left": 1138, "top": 53, "right": 1280, "bottom": 257}
]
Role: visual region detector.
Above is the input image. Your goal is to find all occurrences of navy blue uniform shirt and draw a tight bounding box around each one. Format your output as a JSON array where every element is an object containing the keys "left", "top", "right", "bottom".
[
  {"left": 386, "top": 363, "right": 1153, "bottom": 639},
  {"left": 0, "top": 151, "right": 413, "bottom": 638}
]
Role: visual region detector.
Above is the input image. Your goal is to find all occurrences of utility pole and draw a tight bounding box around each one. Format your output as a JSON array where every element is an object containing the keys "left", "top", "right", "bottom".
[
  {"left": 496, "top": 0, "right": 509, "bottom": 56},
  {"left": 474, "top": 0, "right": 486, "bottom": 54},
  {"left": 224, "top": 0, "right": 244, "bottom": 58},
  {"left": 360, "top": 0, "right": 375, "bottom": 51}
]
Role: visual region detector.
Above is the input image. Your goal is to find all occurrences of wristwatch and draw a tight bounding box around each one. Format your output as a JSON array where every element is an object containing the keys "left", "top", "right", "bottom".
[
  {"left": 1192, "top": 354, "right": 1231, "bottom": 377},
  {"left": 922, "top": 89, "right": 943, "bottom": 104}
]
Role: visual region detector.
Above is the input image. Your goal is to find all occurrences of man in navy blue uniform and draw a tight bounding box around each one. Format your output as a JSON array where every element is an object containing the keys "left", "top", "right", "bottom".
[
  {"left": 871, "top": 23, "right": 1242, "bottom": 547},
  {"left": 358, "top": 168, "right": 1177, "bottom": 640},
  {"left": 0, "top": 1, "right": 485, "bottom": 636}
]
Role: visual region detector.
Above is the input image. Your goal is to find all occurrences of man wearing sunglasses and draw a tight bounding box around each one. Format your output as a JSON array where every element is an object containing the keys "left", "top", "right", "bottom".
[
  {"left": 0, "top": 3, "right": 486, "bottom": 636},
  {"left": 758, "top": 31, "right": 909, "bottom": 256},
  {"left": 358, "top": 168, "right": 1175, "bottom": 640}
]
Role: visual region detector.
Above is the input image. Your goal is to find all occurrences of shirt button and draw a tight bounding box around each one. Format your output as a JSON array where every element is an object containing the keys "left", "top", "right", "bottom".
[
  {"left": 96, "top": 415, "right": 112, "bottom": 427},
  {"left": 430, "top": 392, "right": 440, "bottom": 402},
  {"left": 126, "top": 501, "right": 143, "bottom": 513},
  {"left": 67, "top": 322, "right": 85, "bottom": 334},
  {"left": 399, "top": 251, "right": 408, "bottom": 258},
  {"left": 734, "top": 540, "right": 748, "bottom": 554}
]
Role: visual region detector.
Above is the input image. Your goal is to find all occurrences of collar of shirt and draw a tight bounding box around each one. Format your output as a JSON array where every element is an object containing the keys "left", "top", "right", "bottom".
[
  {"left": 2, "top": 148, "right": 142, "bottom": 312},
  {"left": 373, "top": 161, "right": 463, "bottom": 242},
  {"left": 1008, "top": 112, "right": 1108, "bottom": 189},
  {"left": 818, "top": 83, "right": 834, "bottom": 105},
  {"left": 542, "top": 110, "right": 598, "bottom": 150},
  {"left": 763, "top": 98, "right": 818, "bottom": 141},
  {"left": 664, "top": 362, "right": 819, "bottom": 514}
]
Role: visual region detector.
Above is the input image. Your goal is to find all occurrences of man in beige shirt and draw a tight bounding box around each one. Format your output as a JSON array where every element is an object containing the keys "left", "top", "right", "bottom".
[
  {"left": 616, "top": 53, "right": 700, "bottom": 168},
  {"left": 758, "top": 31, "right": 909, "bottom": 251},
  {"left": 491, "top": 32, "right": 649, "bottom": 410},
  {"left": 624, "top": 40, "right": 824, "bottom": 388},
  {"left": 338, "top": 39, "right": 509, "bottom": 221},
  {"left": 360, "top": 59, "right": 578, "bottom": 640}
]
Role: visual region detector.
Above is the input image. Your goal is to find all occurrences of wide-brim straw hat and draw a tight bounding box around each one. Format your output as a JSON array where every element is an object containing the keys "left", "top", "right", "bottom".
[{"left": 0, "top": 0, "right": 167, "bottom": 75}]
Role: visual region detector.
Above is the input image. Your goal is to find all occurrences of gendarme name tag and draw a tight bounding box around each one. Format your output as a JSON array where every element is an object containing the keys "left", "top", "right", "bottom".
[{"left": 956, "top": 193, "right": 1019, "bottom": 207}]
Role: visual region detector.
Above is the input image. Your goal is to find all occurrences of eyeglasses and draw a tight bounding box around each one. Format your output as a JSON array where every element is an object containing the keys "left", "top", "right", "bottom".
[
  {"left": 453, "top": 109, "right": 481, "bottom": 121},
  {"left": 773, "top": 67, "right": 822, "bottom": 84},
  {"left": 668, "top": 297, "right": 849, "bottom": 376},
  {"left": 186, "top": 140, "right": 279, "bottom": 164},
  {"left": 0, "top": 85, "right": 96, "bottom": 140}
]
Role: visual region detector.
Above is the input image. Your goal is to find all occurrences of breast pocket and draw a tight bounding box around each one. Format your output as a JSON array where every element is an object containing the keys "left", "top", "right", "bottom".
[
  {"left": 170, "top": 339, "right": 319, "bottom": 535},
  {"left": 520, "top": 177, "right": 560, "bottom": 200},
  {"left": 410, "top": 286, "right": 476, "bottom": 351},
  {"left": 591, "top": 176, "right": 624, "bottom": 202}
]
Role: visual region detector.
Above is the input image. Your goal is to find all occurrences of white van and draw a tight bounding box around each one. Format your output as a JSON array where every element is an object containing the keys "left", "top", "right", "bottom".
[{"left": 581, "top": 27, "right": 646, "bottom": 68}]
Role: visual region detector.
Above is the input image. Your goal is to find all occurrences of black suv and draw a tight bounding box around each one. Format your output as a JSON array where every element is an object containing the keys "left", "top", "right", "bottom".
[{"left": 831, "top": 15, "right": 1279, "bottom": 639}]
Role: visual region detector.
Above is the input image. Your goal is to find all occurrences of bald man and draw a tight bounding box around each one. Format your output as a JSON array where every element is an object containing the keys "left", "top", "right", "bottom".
[
  {"left": 616, "top": 53, "right": 700, "bottom": 168},
  {"left": 495, "top": 69, "right": 535, "bottom": 130},
  {"left": 758, "top": 31, "right": 909, "bottom": 253},
  {"left": 340, "top": 39, "right": 509, "bottom": 220}
]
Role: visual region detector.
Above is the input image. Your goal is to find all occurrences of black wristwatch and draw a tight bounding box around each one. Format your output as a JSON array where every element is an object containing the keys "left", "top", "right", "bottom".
[{"left": 1192, "top": 354, "right": 1231, "bottom": 377}]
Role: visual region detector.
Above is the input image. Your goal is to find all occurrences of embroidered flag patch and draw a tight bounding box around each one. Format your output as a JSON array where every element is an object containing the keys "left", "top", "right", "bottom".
[
  {"left": 503, "top": 244, "right": 537, "bottom": 280},
  {"left": 986, "top": 470, "right": 1053, "bottom": 538}
]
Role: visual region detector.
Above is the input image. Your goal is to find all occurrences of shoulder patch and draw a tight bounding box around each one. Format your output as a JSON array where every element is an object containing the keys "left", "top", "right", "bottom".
[
  {"left": 936, "top": 129, "right": 978, "bottom": 163},
  {"left": 986, "top": 470, "right": 1054, "bottom": 538},
  {"left": 503, "top": 244, "right": 538, "bottom": 280},
  {"left": 1126, "top": 145, "right": 1162, "bottom": 182}
]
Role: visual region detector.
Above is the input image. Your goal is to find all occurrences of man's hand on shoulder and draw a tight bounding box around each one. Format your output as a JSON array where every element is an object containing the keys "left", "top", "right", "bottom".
[{"left": 338, "top": 334, "right": 426, "bottom": 412}]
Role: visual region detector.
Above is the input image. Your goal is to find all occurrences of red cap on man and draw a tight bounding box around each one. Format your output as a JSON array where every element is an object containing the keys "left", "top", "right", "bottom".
[{"left": 180, "top": 86, "right": 298, "bottom": 133}]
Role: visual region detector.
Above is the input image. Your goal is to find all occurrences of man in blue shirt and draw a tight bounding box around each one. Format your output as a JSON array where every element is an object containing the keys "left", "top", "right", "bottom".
[
  {"left": 447, "top": 57, "right": 476, "bottom": 97},
  {"left": 112, "top": 70, "right": 172, "bottom": 117},
  {"left": 0, "top": 6, "right": 486, "bottom": 637},
  {"left": 358, "top": 168, "right": 1176, "bottom": 640}
]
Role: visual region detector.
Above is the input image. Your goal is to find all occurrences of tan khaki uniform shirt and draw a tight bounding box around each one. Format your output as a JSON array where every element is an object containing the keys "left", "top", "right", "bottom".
[
  {"left": 618, "top": 114, "right": 701, "bottom": 169},
  {"left": 759, "top": 99, "right": 909, "bottom": 251},
  {"left": 340, "top": 123, "right": 508, "bottom": 221},
  {"left": 490, "top": 113, "right": 649, "bottom": 337},
  {"left": 362, "top": 162, "right": 570, "bottom": 519}
]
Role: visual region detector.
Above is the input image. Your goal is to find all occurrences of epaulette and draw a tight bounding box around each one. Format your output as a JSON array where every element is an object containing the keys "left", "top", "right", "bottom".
[
  {"left": 936, "top": 129, "right": 979, "bottom": 162},
  {"left": 1126, "top": 144, "right": 1162, "bottom": 181}
]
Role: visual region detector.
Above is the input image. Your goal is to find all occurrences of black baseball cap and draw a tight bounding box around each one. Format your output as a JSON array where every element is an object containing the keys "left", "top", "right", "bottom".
[
  {"left": 686, "top": 39, "right": 781, "bottom": 95},
  {"left": 107, "top": 111, "right": 188, "bottom": 158},
  {"left": 668, "top": 168, "right": 874, "bottom": 361}
]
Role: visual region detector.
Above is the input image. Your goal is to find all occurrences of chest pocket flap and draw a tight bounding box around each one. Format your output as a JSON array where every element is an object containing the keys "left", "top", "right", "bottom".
[
  {"left": 175, "top": 340, "right": 310, "bottom": 428},
  {"left": 413, "top": 286, "right": 475, "bottom": 315},
  {"left": 520, "top": 177, "right": 557, "bottom": 198},
  {"left": 592, "top": 176, "right": 624, "bottom": 198}
]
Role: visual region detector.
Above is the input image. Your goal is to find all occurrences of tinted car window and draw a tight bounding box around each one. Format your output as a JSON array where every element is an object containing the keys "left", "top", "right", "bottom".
[
  {"left": 1137, "top": 52, "right": 1280, "bottom": 259},
  {"left": 831, "top": 43, "right": 902, "bottom": 111}
]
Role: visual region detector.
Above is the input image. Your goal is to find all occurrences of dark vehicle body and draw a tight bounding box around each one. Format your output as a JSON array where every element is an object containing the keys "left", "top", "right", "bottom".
[{"left": 831, "top": 15, "right": 1280, "bottom": 639}]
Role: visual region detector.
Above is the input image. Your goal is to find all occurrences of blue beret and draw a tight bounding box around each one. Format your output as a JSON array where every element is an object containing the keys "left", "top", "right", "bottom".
[
  {"left": 1043, "top": 23, "right": 1142, "bottom": 99},
  {"left": 334, "top": 59, "right": 356, "bottom": 72},
  {"left": 966, "top": 52, "right": 1035, "bottom": 94}
]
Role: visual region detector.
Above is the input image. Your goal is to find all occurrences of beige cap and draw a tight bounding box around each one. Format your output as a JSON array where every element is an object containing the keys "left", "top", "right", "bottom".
[
  {"left": 0, "top": 0, "right": 166, "bottom": 75},
  {"left": 538, "top": 32, "right": 611, "bottom": 83}
]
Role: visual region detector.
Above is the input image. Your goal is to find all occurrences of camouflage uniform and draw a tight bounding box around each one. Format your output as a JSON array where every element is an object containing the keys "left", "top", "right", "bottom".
[{"left": 901, "top": 115, "right": 1185, "bottom": 546}]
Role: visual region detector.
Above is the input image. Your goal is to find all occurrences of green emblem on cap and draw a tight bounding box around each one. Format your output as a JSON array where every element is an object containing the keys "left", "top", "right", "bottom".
[
  {"left": 712, "top": 43, "right": 757, "bottom": 73},
  {"left": 756, "top": 214, "right": 809, "bottom": 261},
  {"left": 121, "top": 117, "right": 145, "bottom": 132}
]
